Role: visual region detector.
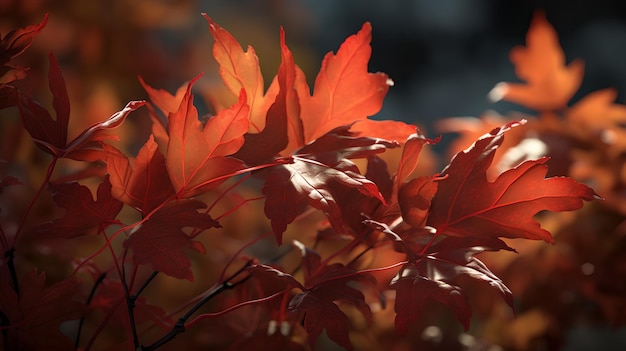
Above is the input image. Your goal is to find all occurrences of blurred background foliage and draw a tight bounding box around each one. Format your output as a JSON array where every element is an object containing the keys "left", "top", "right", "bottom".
[{"left": 2, "top": 0, "right": 626, "bottom": 350}]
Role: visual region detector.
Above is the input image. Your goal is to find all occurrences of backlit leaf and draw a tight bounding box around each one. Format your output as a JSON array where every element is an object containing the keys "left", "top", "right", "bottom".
[
  {"left": 489, "top": 11, "right": 584, "bottom": 111},
  {"left": 427, "top": 121, "right": 598, "bottom": 243}
]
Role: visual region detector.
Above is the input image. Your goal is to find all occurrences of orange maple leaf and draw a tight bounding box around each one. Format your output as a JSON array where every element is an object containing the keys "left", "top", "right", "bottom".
[
  {"left": 566, "top": 88, "right": 626, "bottom": 145},
  {"left": 489, "top": 11, "right": 584, "bottom": 111},
  {"left": 205, "top": 18, "right": 415, "bottom": 159},
  {"left": 295, "top": 22, "right": 415, "bottom": 144},
  {"left": 166, "top": 74, "right": 249, "bottom": 197},
  {"left": 204, "top": 14, "right": 279, "bottom": 134}
]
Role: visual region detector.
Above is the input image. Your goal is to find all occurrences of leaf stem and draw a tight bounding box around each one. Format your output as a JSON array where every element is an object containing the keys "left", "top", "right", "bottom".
[
  {"left": 419, "top": 231, "right": 440, "bottom": 256},
  {"left": 12, "top": 156, "right": 58, "bottom": 247},
  {"left": 186, "top": 289, "right": 286, "bottom": 328},
  {"left": 218, "top": 232, "right": 271, "bottom": 282},
  {"left": 317, "top": 228, "right": 373, "bottom": 273},
  {"left": 74, "top": 273, "right": 106, "bottom": 351},
  {"left": 84, "top": 296, "right": 125, "bottom": 351}
]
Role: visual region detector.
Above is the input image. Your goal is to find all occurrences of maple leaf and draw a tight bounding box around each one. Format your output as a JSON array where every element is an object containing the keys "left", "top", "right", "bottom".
[
  {"left": 566, "top": 88, "right": 626, "bottom": 144},
  {"left": 106, "top": 136, "right": 175, "bottom": 214},
  {"left": 322, "top": 155, "right": 395, "bottom": 239},
  {"left": 320, "top": 133, "right": 437, "bottom": 239},
  {"left": 247, "top": 264, "right": 304, "bottom": 292},
  {"left": 390, "top": 237, "right": 515, "bottom": 335},
  {"left": 489, "top": 11, "right": 584, "bottom": 111},
  {"left": 262, "top": 126, "right": 397, "bottom": 244},
  {"left": 282, "top": 241, "right": 372, "bottom": 350},
  {"left": 165, "top": 74, "right": 249, "bottom": 197},
  {"left": 123, "top": 199, "right": 220, "bottom": 280},
  {"left": 17, "top": 53, "right": 145, "bottom": 159},
  {"left": 34, "top": 175, "right": 123, "bottom": 239},
  {"left": 295, "top": 22, "right": 415, "bottom": 144},
  {"left": 365, "top": 218, "right": 516, "bottom": 334},
  {"left": 233, "top": 27, "right": 301, "bottom": 164},
  {"left": 138, "top": 75, "right": 187, "bottom": 150},
  {"left": 427, "top": 120, "right": 598, "bottom": 243},
  {"left": 17, "top": 53, "right": 69, "bottom": 155},
  {"left": 435, "top": 113, "right": 525, "bottom": 160},
  {"left": 0, "top": 267, "right": 82, "bottom": 350},
  {"left": 390, "top": 133, "right": 442, "bottom": 228},
  {"left": 395, "top": 133, "right": 439, "bottom": 186},
  {"left": 203, "top": 14, "right": 280, "bottom": 133},
  {"left": 0, "top": 13, "right": 47, "bottom": 84},
  {"left": 248, "top": 241, "right": 375, "bottom": 351},
  {"left": 398, "top": 175, "right": 440, "bottom": 228}
]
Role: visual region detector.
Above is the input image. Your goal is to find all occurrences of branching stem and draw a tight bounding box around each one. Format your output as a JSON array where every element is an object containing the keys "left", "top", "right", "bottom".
[{"left": 141, "top": 260, "right": 252, "bottom": 351}]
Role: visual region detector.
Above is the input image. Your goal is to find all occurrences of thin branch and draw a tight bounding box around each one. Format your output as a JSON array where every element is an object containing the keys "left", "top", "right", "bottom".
[
  {"left": 4, "top": 248, "right": 19, "bottom": 295},
  {"left": 74, "top": 273, "right": 106, "bottom": 351},
  {"left": 133, "top": 271, "right": 159, "bottom": 298},
  {"left": 120, "top": 250, "right": 139, "bottom": 350},
  {"left": 346, "top": 245, "right": 373, "bottom": 268},
  {"left": 141, "top": 260, "right": 252, "bottom": 351}
]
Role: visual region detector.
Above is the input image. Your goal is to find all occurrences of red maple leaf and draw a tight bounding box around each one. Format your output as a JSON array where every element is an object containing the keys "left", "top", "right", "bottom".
[
  {"left": 389, "top": 237, "right": 515, "bottom": 335},
  {"left": 34, "top": 175, "right": 123, "bottom": 239},
  {"left": 0, "top": 267, "right": 82, "bottom": 350},
  {"left": 0, "top": 13, "right": 47, "bottom": 84},
  {"left": 17, "top": 53, "right": 145, "bottom": 159},
  {"left": 123, "top": 199, "right": 220, "bottom": 280},
  {"left": 288, "top": 241, "right": 374, "bottom": 351},
  {"left": 489, "top": 11, "right": 584, "bottom": 111},
  {"left": 165, "top": 74, "right": 249, "bottom": 197},
  {"left": 426, "top": 120, "right": 598, "bottom": 243},
  {"left": 398, "top": 175, "right": 440, "bottom": 228},
  {"left": 566, "top": 88, "right": 626, "bottom": 144},
  {"left": 365, "top": 218, "right": 516, "bottom": 335},
  {"left": 249, "top": 241, "right": 374, "bottom": 351},
  {"left": 316, "top": 132, "right": 436, "bottom": 240},
  {"left": 205, "top": 17, "right": 414, "bottom": 162},
  {"left": 387, "top": 132, "right": 442, "bottom": 228},
  {"left": 106, "top": 136, "right": 175, "bottom": 214},
  {"left": 137, "top": 75, "right": 187, "bottom": 150},
  {"left": 295, "top": 22, "right": 415, "bottom": 144},
  {"left": 233, "top": 27, "right": 300, "bottom": 164},
  {"left": 262, "top": 126, "right": 397, "bottom": 244}
]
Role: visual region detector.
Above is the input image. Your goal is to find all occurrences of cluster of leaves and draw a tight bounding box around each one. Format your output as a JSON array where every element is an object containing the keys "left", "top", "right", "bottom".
[
  {"left": 438, "top": 11, "right": 626, "bottom": 349},
  {"left": 0, "top": 11, "right": 598, "bottom": 351}
]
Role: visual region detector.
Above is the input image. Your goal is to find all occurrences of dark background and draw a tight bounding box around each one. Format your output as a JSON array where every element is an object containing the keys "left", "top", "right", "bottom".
[
  {"left": 5, "top": 0, "right": 626, "bottom": 135},
  {"left": 204, "top": 1, "right": 626, "bottom": 121}
]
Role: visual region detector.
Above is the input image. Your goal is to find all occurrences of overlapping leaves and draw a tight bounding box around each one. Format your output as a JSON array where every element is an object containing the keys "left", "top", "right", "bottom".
[
  {"left": 1, "top": 12, "right": 602, "bottom": 351},
  {"left": 249, "top": 241, "right": 374, "bottom": 350}
]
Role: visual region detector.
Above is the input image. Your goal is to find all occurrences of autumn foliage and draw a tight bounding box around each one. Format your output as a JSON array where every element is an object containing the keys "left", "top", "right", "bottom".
[{"left": 1, "top": 10, "right": 616, "bottom": 351}]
